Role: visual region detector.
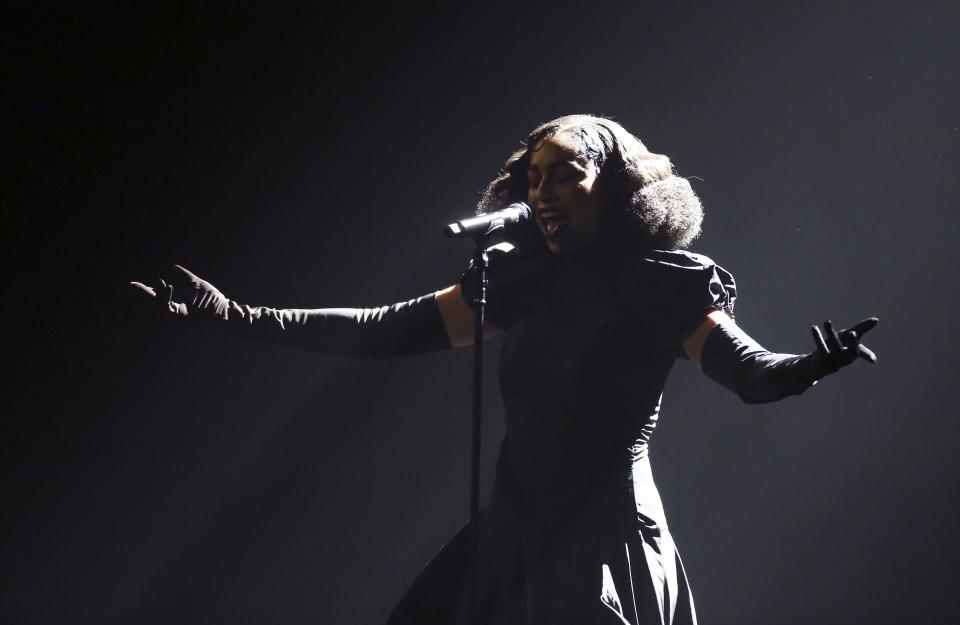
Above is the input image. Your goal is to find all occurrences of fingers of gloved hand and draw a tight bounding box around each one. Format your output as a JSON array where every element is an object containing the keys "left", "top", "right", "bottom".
[
  {"left": 839, "top": 329, "right": 859, "bottom": 347},
  {"left": 129, "top": 281, "right": 157, "bottom": 299},
  {"left": 857, "top": 343, "right": 878, "bottom": 364},
  {"left": 171, "top": 264, "right": 197, "bottom": 279},
  {"left": 811, "top": 324, "right": 830, "bottom": 356},
  {"left": 170, "top": 264, "right": 203, "bottom": 288},
  {"left": 130, "top": 277, "right": 184, "bottom": 319},
  {"left": 849, "top": 317, "right": 879, "bottom": 338},
  {"left": 150, "top": 279, "right": 170, "bottom": 303},
  {"left": 167, "top": 264, "right": 220, "bottom": 301},
  {"left": 834, "top": 330, "right": 861, "bottom": 367},
  {"left": 162, "top": 265, "right": 193, "bottom": 293},
  {"left": 824, "top": 320, "right": 843, "bottom": 353},
  {"left": 151, "top": 278, "right": 182, "bottom": 315}
]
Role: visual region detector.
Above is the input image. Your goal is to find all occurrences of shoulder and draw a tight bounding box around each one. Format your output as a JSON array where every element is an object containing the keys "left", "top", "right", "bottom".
[
  {"left": 625, "top": 249, "right": 722, "bottom": 272},
  {"left": 617, "top": 248, "right": 738, "bottom": 319},
  {"left": 614, "top": 250, "right": 738, "bottom": 354}
]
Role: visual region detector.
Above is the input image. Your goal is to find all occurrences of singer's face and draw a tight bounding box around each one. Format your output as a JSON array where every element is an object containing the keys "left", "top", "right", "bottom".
[{"left": 527, "top": 133, "right": 603, "bottom": 254}]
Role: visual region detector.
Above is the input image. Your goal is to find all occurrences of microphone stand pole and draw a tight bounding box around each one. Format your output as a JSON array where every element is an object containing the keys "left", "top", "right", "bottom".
[
  {"left": 466, "top": 226, "right": 500, "bottom": 625},
  {"left": 445, "top": 210, "right": 524, "bottom": 624}
]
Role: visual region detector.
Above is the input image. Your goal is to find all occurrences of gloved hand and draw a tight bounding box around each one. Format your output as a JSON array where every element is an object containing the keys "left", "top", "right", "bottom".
[
  {"left": 130, "top": 265, "right": 229, "bottom": 321},
  {"left": 805, "top": 317, "right": 879, "bottom": 380}
]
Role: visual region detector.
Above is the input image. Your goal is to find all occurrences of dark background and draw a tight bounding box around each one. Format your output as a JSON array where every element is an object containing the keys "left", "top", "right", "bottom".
[{"left": 4, "top": 2, "right": 958, "bottom": 623}]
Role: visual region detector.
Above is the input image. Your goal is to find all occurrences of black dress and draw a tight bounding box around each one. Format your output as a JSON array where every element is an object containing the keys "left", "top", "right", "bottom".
[{"left": 388, "top": 247, "right": 736, "bottom": 625}]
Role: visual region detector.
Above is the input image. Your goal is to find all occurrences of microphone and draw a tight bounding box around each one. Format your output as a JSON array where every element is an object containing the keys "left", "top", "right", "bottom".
[{"left": 443, "top": 203, "right": 531, "bottom": 239}]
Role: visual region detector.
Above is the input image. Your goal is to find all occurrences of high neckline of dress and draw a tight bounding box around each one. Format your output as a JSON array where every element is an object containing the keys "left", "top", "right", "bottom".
[{"left": 553, "top": 240, "right": 623, "bottom": 273}]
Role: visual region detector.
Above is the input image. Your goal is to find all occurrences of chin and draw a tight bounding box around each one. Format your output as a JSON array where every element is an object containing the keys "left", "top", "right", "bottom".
[
  {"left": 541, "top": 230, "right": 592, "bottom": 255},
  {"left": 545, "top": 238, "right": 570, "bottom": 254}
]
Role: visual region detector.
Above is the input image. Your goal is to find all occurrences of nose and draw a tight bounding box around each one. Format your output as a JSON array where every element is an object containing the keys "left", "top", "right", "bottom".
[{"left": 532, "top": 177, "right": 556, "bottom": 202}]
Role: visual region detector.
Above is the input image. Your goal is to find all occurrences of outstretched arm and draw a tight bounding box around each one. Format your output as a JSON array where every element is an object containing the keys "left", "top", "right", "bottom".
[
  {"left": 131, "top": 265, "right": 498, "bottom": 358},
  {"left": 682, "top": 310, "right": 878, "bottom": 404}
]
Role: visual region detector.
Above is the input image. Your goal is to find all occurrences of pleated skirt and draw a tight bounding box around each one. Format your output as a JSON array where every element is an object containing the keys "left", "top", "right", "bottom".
[{"left": 387, "top": 456, "right": 697, "bottom": 625}]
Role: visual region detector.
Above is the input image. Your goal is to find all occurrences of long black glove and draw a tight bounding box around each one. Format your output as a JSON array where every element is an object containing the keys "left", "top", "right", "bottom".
[
  {"left": 701, "top": 317, "right": 878, "bottom": 404},
  {"left": 131, "top": 265, "right": 451, "bottom": 359}
]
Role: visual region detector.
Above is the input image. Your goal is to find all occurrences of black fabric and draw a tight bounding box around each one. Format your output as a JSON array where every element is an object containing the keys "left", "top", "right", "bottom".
[
  {"left": 157, "top": 265, "right": 452, "bottom": 359},
  {"left": 700, "top": 321, "right": 816, "bottom": 404},
  {"left": 457, "top": 245, "right": 555, "bottom": 330},
  {"left": 222, "top": 294, "right": 451, "bottom": 359},
  {"left": 461, "top": 248, "right": 736, "bottom": 348},
  {"left": 393, "top": 248, "right": 734, "bottom": 625},
  {"left": 389, "top": 470, "right": 696, "bottom": 625},
  {"left": 614, "top": 251, "right": 737, "bottom": 357}
]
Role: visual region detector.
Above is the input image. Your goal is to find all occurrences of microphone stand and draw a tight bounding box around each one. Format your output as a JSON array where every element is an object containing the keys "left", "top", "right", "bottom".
[
  {"left": 467, "top": 225, "right": 492, "bottom": 623},
  {"left": 445, "top": 208, "right": 526, "bottom": 624},
  {"left": 466, "top": 224, "right": 503, "bottom": 625}
]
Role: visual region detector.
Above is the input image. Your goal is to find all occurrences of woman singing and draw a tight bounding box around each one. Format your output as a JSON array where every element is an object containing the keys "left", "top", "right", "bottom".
[{"left": 132, "top": 115, "right": 877, "bottom": 624}]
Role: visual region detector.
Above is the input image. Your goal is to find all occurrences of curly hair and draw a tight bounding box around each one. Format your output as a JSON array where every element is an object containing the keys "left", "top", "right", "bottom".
[{"left": 477, "top": 114, "right": 703, "bottom": 253}]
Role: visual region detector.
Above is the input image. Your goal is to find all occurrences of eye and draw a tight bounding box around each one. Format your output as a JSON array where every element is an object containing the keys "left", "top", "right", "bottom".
[
  {"left": 528, "top": 174, "right": 541, "bottom": 189},
  {"left": 556, "top": 168, "right": 582, "bottom": 184}
]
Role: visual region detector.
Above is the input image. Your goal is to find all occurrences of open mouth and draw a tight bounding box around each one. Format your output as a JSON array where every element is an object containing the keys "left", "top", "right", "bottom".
[{"left": 538, "top": 210, "right": 569, "bottom": 237}]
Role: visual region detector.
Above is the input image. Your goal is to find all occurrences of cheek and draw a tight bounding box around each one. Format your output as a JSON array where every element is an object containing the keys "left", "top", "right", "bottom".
[{"left": 571, "top": 185, "right": 603, "bottom": 219}]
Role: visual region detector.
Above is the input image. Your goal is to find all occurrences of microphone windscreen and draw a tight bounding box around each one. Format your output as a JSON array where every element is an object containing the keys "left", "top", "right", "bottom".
[{"left": 506, "top": 202, "right": 531, "bottom": 222}]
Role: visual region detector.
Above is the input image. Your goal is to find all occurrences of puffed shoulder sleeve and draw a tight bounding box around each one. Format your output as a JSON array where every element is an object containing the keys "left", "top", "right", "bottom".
[{"left": 618, "top": 250, "right": 737, "bottom": 353}]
